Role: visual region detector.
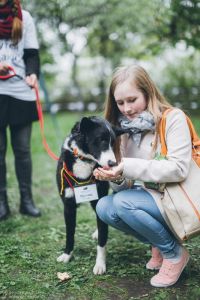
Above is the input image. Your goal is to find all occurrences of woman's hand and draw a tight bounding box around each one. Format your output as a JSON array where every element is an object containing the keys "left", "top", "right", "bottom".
[
  {"left": 0, "top": 62, "right": 9, "bottom": 75},
  {"left": 25, "top": 74, "right": 38, "bottom": 88},
  {"left": 93, "top": 162, "right": 124, "bottom": 181}
]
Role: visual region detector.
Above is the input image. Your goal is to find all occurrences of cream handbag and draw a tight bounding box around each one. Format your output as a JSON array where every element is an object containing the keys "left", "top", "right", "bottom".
[{"left": 160, "top": 109, "right": 200, "bottom": 241}]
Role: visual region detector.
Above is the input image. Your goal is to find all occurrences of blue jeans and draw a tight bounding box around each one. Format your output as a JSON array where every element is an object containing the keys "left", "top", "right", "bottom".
[{"left": 96, "top": 187, "right": 180, "bottom": 259}]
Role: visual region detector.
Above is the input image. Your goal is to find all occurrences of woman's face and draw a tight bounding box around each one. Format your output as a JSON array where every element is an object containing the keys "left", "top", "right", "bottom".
[
  {"left": 114, "top": 79, "right": 147, "bottom": 120},
  {"left": 0, "top": 0, "right": 8, "bottom": 6}
]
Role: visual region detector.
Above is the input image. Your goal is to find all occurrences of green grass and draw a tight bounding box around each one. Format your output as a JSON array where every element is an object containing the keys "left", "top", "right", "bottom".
[{"left": 1, "top": 113, "right": 200, "bottom": 300}]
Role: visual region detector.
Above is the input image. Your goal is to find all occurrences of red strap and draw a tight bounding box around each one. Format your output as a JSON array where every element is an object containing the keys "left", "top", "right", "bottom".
[
  {"left": 34, "top": 86, "right": 59, "bottom": 161},
  {"left": 63, "top": 172, "right": 74, "bottom": 190},
  {"left": 63, "top": 162, "right": 74, "bottom": 176},
  {"left": 0, "top": 65, "right": 16, "bottom": 79}
]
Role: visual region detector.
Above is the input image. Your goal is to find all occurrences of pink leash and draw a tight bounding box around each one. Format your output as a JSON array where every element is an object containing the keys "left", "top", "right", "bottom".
[{"left": 34, "top": 85, "right": 59, "bottom": 161}]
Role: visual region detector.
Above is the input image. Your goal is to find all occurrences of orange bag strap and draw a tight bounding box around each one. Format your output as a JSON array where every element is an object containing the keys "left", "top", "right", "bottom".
[
  {"left": 185, "top": 116, "right": 200, "bottom": 148},
  {"left": 159, "top": 108, "right": 200, "bottom": 156},
  {"left": 159, "top": 108, "right": 173, "bottom": 156}
]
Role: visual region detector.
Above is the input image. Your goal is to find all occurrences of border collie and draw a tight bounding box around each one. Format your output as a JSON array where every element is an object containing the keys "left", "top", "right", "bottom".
[{"left": 56, "top": 116, "right": 127, "bottom": 275}]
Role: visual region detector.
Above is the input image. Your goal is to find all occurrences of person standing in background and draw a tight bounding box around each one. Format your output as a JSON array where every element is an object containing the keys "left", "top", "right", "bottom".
[{"left": 0, "top": 0, "right": 41, "bottom": 220}]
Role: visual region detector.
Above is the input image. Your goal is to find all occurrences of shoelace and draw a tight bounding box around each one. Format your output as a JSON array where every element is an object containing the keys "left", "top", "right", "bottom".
[{"left": 159, "top": 261, "right": 174, "bottom": 275}]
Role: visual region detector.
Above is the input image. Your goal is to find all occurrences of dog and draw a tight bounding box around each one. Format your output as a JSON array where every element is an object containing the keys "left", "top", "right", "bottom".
[{"left": 56, "top": 116, "right": 127, "bottom": 275}]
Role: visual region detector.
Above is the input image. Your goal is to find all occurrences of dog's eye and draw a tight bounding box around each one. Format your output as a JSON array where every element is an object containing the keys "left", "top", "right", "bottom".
[
  {"left": 101, "top": 140, "right": 107, "bottom": 145},
  {"left": 100, "top": 137, "right": 108, "bottom": 143},
  {"left": 94, "top": 137, "right": 109, "bottom": 148},
  {"left": 101, "top": 139, "right": 109, "bottom": 149}
]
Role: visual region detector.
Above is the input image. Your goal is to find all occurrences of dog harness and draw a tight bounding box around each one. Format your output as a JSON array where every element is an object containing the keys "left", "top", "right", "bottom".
[{"left": 60, "top": 162, "right": 95, "bottom": 195}]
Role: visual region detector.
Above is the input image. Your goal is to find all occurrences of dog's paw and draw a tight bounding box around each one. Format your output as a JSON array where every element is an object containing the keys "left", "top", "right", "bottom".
[
  {"left": 92, "top": 229, "right": 98, "bottom": 240},
  {"left": 93, "top": 245, "right": 106, "bottom": 275},
  {"left": 57, "top": 252, "right": 73, "bottom": 263},
  {"left": 93, "top": 261, "right": 106, "bottom": 275}
]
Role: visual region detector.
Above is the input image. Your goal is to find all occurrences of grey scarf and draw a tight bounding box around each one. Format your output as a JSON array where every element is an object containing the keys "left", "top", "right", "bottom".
[{"left": 119, "top": 111, "right": 155, "bottom": 146}]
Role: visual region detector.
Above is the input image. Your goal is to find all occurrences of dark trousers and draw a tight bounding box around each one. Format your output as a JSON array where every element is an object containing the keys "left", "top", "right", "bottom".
[{"left": 0, "top": 123, "right": 32, "bottom": 194}]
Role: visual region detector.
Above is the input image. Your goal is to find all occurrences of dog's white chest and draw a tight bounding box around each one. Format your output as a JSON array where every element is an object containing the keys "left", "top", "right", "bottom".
[{"left": 72, "top": 159, "right": 94, "bottom": 179}]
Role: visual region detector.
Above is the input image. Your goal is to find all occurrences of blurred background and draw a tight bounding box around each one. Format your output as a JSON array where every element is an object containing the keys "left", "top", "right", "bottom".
[{"left": 22, "top": 0, "right": 200, "bottom": 115}]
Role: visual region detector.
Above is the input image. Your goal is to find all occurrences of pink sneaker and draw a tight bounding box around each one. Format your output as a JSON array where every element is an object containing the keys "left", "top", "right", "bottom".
[
  {"left": 146, "top": 247, "right": 163, "bottom": 270},
  {"left": 150, "top": 247, "right": 190, "bottom": 287}
]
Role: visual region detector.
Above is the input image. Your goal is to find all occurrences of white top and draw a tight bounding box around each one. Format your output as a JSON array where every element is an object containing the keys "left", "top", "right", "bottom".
[
  {"left": 0, "top": 10, "right": 39, "bottom": 101},
  {"left": 111, "top": 109, "right": 192, "bottom": 221}
]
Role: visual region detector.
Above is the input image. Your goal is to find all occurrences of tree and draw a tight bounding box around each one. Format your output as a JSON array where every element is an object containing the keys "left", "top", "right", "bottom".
[{"left": 21, "top": 0, "right": 200, "bottom": 109}]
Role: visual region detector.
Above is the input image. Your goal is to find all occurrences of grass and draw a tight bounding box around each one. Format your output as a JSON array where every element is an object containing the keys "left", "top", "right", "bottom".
[{"left": 0, "top": 112, "right": 200, "bottom": 300}]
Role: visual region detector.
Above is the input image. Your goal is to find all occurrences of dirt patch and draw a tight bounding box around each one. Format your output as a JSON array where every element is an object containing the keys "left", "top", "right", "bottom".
[
  {"left": 117, "top": 278, "right": 153, "bottom": 298},
  {"left": 97, "top": 271, "right": 191, "bottom": 300},
  {"left": 98, "top": 277, "right": 153, "bottom": 300}
]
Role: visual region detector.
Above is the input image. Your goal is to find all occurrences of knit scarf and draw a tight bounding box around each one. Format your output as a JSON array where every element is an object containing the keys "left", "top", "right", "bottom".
[
  {"left": 119, "top": 111, "right": 155, "bottom": 146},
  {"left": 0, "top": 0, "right": 22, "bottom": 40}
]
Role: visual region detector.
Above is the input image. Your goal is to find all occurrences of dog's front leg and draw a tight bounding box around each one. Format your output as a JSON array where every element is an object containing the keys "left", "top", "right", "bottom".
[
  {"left": 94, "top": 216, "right": 108, "bottom": 275},
  {"left": 57, "top": 201, "right": 76, "bottom": 263}
]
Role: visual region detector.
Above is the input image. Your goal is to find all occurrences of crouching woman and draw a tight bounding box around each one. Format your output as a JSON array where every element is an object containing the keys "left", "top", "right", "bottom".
[{"left": 93, "top": 65, "right": 191, "bottom": 287}]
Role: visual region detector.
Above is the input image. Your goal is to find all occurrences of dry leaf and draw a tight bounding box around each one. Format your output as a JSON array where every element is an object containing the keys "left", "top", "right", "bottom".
[{"left": 57, "top": 272, "right": 71, "bottom": 282}]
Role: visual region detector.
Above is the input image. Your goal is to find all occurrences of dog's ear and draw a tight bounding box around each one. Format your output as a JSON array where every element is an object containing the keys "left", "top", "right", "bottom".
[
  {"left": 79, "top": 117, "right": 93, "bottom": 133},
  {"left": 112, "top": 126, "right": 131, "bottom": 137}
]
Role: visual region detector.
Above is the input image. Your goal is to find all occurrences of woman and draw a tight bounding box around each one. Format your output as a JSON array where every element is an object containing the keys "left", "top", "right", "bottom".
[
  {"left": 0, "top": 0, "right": 41, "bottom": 219},
  {"left": 93, "top": 65, "right": 191, "bottom": 287}
]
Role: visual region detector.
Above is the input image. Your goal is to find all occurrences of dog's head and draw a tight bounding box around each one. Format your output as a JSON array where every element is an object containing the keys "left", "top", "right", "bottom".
[{"left": 69, "top": 116, "right": 128, "bottom": 167}]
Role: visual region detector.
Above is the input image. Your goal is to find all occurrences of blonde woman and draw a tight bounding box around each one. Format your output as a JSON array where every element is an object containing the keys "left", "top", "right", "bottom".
[{"left": 93, "top": 65, "right": 191, "bottom": 287}]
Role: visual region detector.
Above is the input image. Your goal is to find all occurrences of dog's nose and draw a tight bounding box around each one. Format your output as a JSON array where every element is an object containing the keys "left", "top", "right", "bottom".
[{"left": 108, "top": 160, "right": 117, "bottom": 167}]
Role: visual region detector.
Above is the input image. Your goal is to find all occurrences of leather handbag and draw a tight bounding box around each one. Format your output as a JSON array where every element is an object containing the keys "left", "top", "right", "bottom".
[{"left": 160, "top": 109, "right": 200, "bottom": 241}]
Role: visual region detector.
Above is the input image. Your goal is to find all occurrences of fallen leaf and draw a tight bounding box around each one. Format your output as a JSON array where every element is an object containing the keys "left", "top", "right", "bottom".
[{"left": 57, "top": 272, "right": 71, "bottom": 282}]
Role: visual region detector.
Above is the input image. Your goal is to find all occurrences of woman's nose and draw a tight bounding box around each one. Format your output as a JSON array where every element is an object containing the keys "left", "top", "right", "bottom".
[{"left": 124, "top": 103, "right": 132, "bottom": 113}]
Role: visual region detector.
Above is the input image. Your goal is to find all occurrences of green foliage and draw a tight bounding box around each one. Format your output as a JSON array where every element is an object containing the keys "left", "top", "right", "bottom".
[
  {"left": 160, "top": 52, "right": 200, "bottom": 111},
  {"left": 21, "top": 0, "right": 200, "bottom": 60},
  {"left": 168, "top": 0, "right": 200, "bottom": 48},
  {"left": 0, "top": 113, "right": 200, "bottom": 299},
  {"left": 20, "top": 0, "right": 200, "bottom": 109}
]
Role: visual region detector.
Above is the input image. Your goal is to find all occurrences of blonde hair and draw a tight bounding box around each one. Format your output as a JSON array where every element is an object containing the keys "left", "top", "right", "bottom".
[
  {"left": 104, "top": 64, "right": 172, "bottom": 160},
  {"left": 11, "top": 0, "right": 23, "bottom": 44}
]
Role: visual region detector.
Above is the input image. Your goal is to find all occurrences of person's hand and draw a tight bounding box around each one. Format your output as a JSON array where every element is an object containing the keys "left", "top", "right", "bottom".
[
  {"left": 0, "top": 62, "right": 9, "bottom": 75},
  {"left": 25, "top": 74, "right": 38, "bottom": 88},
  {"left": 93, "top": 162, "right": 124, "bottom": 181}
]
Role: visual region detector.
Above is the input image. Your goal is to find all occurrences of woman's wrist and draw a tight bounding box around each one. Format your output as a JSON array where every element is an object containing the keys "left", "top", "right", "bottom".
[{"left": 111, "top": 161, "right": 124, "bottom": 184}]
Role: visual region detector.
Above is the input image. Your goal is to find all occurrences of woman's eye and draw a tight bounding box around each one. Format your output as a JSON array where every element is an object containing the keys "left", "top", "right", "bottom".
[{"left": 128, "top": 98, "right": 137, "bottom": 103}]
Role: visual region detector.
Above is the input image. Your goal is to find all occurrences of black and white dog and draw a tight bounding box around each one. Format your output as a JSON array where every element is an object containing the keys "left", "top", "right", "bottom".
[{"left": 56, "top": 116, "right": 127, "bottom": 275}]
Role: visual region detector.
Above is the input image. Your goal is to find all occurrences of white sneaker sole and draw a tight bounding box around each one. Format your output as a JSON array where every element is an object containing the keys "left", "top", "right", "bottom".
[{"left": 146, "top": 263, "right": 162, "bottom": 270}]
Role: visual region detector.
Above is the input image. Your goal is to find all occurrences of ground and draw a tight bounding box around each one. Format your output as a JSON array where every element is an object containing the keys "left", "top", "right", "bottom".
[{"left": 1, "top": 113, "right": 200, "bottom": 300}]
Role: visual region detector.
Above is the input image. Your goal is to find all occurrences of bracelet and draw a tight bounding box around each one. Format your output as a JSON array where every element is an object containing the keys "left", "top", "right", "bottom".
[{"left": 111, "top": 177, "right": 125, "bottom": 185}]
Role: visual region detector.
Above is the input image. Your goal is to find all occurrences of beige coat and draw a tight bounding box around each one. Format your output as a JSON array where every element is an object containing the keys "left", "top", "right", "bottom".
[{"left": 110, "top": 109, "right": 192, "bottom": 221}]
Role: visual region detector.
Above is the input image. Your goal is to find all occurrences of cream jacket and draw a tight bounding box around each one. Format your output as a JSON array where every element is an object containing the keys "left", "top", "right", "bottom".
[{"left": 110, "top": 109, "right": 192, "bottom": 220}]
